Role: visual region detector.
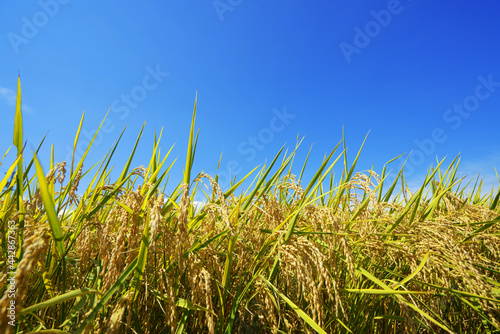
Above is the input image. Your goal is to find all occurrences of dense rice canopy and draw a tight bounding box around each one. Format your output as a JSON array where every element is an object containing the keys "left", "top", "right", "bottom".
[{"left": 1, "top": 82, "right": 499, "bottom": 333}]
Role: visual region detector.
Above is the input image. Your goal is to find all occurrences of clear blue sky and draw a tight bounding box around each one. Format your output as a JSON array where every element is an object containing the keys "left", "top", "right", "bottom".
[{"left": 1, "top": 0, "right": 499, "bottom": 193}]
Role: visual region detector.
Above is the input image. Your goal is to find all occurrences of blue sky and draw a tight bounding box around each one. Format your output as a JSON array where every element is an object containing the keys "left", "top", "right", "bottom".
[{"left": 1, "top": 0, "right": 499, "bottom": 194}]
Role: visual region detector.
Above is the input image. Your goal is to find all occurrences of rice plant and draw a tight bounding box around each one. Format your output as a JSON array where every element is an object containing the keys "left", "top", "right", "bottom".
[{"left": 1, "top": 77, "right": 499, "bottom": 333}]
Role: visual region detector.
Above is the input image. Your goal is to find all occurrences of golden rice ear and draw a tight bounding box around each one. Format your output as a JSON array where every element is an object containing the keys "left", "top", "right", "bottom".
[{"left": 0, "top": 226, "right": 50, "bottom": 329}]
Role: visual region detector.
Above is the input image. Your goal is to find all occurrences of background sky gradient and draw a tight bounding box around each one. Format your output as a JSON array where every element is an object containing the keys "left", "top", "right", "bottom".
[{"left": 1, "top": 0, "right": 499, "bottom": 194}]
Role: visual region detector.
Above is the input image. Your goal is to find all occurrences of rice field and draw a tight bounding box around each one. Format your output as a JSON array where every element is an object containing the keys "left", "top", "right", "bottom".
[{"left": 1, "top": 78, "right": 500, "bottom": 333}]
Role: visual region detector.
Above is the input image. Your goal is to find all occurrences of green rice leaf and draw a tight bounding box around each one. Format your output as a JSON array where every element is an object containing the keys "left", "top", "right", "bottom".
[
  {"left": 176, "top": 298, "right": 214, "bottom": 314},
  {"left": 260, "top": 275, "right": 327, "bottom": 334},
  {"left": 392, "top": 252, "right": 430, "bottom": 289},
  {"left": 33, "top": 154, "right": 65, "bottom": 257},
  {"left": 184, "top": 93, "right": 197, "bottom": 185},
  {"left": 461, "top": 215, "right": 500, "bottom": 244},
  {"left": 13, "top": 75, "right": 23, "bottom": 150},
  {"left": 74, "top": 257, "right": 138, "bottom": 334},
  {"left": 0, "top": 156, "right": 21, "bottom": 195},
  {"left": 13, "top": 75, "right": 25, "bottom": 255},
  {"left": 19, "top": 288, "right": 98, "bottom": 316},
  {"left": 117, "top": 122, "right": 145, "bottom": 184}
]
